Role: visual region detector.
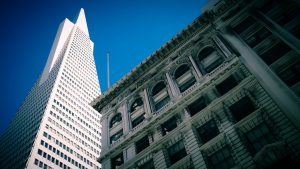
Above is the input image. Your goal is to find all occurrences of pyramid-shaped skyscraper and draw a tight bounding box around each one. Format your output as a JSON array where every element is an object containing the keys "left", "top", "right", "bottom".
[{"left": 0, "top": 9, "right": 102, "bottom": 169}]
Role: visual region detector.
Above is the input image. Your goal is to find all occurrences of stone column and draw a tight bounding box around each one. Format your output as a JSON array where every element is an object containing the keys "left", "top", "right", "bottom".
[
  {"left": 251, "top": 10, "right": 300, "bottom": 53},
  {"left": 221, "top": 27, "right": 300, "bottom": 129},
  {"left": 101, "top": 159, "right": 111, "bottom": 169},
  {"left": 213, "top": 35, "right": 232, "bottom": 58},
  {"left": 101, "top": 115, "right": 109, "bottom": 153},
  {"left": 166, "top": 72, "right": 180, "bottom": 98},
  {"left": 124, "top": 143, "right": 136, "bottom": 162},
  {"left": 143, "top": 89, "right": 152, "bottom": 119},
  {"left": 120, "top": 103, "right": 130, "bottom": 134},
  {"left": 153, "top": 149, "right": 168, "bottom": 169},
  {"left": 181, "top": 108, "right": 191, "bottom": 122},
  {"left": 182, "top": 125, "right": 208, "bottom": 169},
  {"left": 189, "top": 55, "right": 203, "bottom": 79},
  {"left": 152, "top": 127, "right": 163, "bottom": 142}
]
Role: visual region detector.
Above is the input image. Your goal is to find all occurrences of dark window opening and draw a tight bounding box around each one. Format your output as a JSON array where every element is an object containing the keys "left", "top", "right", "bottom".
[
  {"left": 198, "top": 47, "right": 224, "bottom": 74},
  {"left": 245, "top": 27, "right": 272, "bottom": 48},
  {"left": 132, "top": 113, "right": 145, "bottom": 128},
  {"left": 152, "top": 82, "right": 166, "bottom": 96},
  {"left": 198, "top": 47, "right": 215, "bottom": 60},
  {"left": 216, "top": 75, "right": 238, "bottom": 95},
  {"left": 197, "top": 120, "right": 219, "bottom": 144},
  {"left": 259, "top": 41, "right": 291, "bottom": 65},
  {"left": 135, "top": 135, "right": 150, "bottom": 154},
  {"left": 278, "top": 62, "right": 300, "bottom": 87},
  {"left": 204, "top": 57, "right": 224, "bottom": 73},
  {"left": 154, "top": 96, "right": 170, "bottom": 111},
  {"left": 206, "top": 146, "right": 235, "bottom": 169},
  {"left": 138, "top": 159, "right": 155, "bottom": 169},
  {"left": 152, "top": 81, "right": 170, "bottom": 111},
  {"left": 161, "top": 116, "right": 178, "bottom": 136},
  {"left": 111, "top": 153, "right": 124, "bottom": 169},
  {"left": 179, "top": 78, "right": 196, "bottom": 92},
  {"left": 175, "top": 65, "right": 196, "bottom": 92},
  {"left": 167, "top": 141, "right": 187, "bottom": 166},
  {"left": 110, "top": 130, "right": 123, "bottom": 144},
  {"left": 110, "top": 113, "right": 122, "bottom": 128},
  {"left": 232, "top": 16, "right": 256, "bottom": 34},
  {"left": 130, "top": 98, "right": 143, "bottom": 113},
  {"left": 245, "top": 123, "right": 275, "bottom": 155},
  {"left": 187, "top": 97, "right": 208, "bottom": 116},
  {"left": 229, "top": 96, "right": 256, "bottom": 122},
  {"left": 175, "top": 65, "right": 190, "bottom": 78}
]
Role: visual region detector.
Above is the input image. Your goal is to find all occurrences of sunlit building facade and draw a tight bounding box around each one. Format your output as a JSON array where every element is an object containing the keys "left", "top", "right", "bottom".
[
  {"left": 0, "top": 9, "right": 102, "bottom": 169},
  {"left": 93, "top": 0, "right": 300, "bottom": 169}
]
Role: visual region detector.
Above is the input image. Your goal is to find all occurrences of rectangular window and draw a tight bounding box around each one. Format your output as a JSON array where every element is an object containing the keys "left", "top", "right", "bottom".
[
  {"left": 278, "top": 62, "right": 300, "bottom": 87},
  {"left": 187, "top": 96, "right": 208, "bottom": 116},
  {"left": 245, "top": 123, "right": 275, "bottom": 155},
  {"left": 167, "top": 140, "right": 187, "bottom": 166},
  {"left": 154, "top": 96, "right": 170, "bottom": 111},
  {"left": 39, "top": 161, "right": 43, "bottom": 168},
  {"left": 110, "top": 130, "right": 123, "bottom": 144},
  {"left": 135, "top": 135, "right": 150, "bottom": 154},
  {"left": 161, "top": 116, "right": 177, "bottom": 136},
  {"left": 216, "top": 75, "right": 238, "bottom": 95},
  {"left": 232, "top": 16, "right": 256, "bottom": 34},
  {"left": 259, "top": 41, "right": 291, "bottom": 65},
  {"left": 34, "top": 159, "right": 39, "bottom": 165},
  {"left": 132, "top": 113, "right": 145, "bottom": 128},
  {"left": 111, "top": 153, "right": 124, "bottom": 169},
  {"left": 41, "top": 140, "right": 45, "bottom": 146},
  {"left": 207, "top": 146, "right": 235, "bottom": 169},
  {"left": 197, "top": 120, "right": 219, "bottom": 144},
  {"left": 229, "top": 96, "right": 256, "bottom": 122},
  {"left": 138, "top": 159, "right": 155, "bottom": 169},
  {"left": 244, "top": 27, "right": 272, "bottom": 48}
]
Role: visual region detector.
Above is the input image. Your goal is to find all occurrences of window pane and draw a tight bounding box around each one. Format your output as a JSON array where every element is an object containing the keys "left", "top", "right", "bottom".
[
  {"left": 111, "top": 153, "right": 124, "bottom": 169},
  {"left": 161, "top": 116, "right": 178, "bottom": 136},
  {"left": 187, "top": 97, "right": 207, "bottom": 116},
  {"left": 207, "top": 147, "right": 235, "bottom": 169},
  {"left": 229, "top": 96, "right": 255, "bottom": 122},
  {"left": 197, "top": 120, "right": 219, "bottom": 144},
  {"left": 245, "top": 123, "right": 275, "bottom": 155},
  {"left": 216, "top": 75, "right": 238, "bottom": 95},
  {"left": 132, "top": 113, "right": 145, "bottom": 128},
  {"left": 135, "top": 135, "right": 150, "bottom": 154},
  {"left": 167, "top": 141, "right": 187, "bottom": 165}
]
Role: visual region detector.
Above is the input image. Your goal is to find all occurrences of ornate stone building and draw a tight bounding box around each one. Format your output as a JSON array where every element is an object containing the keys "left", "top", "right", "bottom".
[{"left": 92, "top": 0, "right": 300, "bottom": 168}]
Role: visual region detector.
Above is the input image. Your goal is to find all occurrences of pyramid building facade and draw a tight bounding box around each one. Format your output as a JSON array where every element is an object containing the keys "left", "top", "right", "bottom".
[{"left": 0, "top": 9, "right": 102, "bottom": 169}]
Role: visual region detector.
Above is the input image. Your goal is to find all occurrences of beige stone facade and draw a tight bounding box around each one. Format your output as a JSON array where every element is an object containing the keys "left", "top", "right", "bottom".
[{"left": 92, "top": 0, "right": 300, "bottom": 168}]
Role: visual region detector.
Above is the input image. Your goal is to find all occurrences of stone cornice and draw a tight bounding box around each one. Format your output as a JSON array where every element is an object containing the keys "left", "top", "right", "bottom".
[{"left": 91, "top": 0, "right": 242, "bottom": 113}]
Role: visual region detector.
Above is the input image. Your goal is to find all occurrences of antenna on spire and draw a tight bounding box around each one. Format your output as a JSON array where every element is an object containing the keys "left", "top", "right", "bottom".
[{"left": 107, "top": 52, "right": 110, "bottom": 89}]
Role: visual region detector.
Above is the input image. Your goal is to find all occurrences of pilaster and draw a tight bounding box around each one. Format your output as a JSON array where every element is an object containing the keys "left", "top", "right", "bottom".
[
  {"left": 189, "top": 55, "right": 203, "bottom": 79},
  {"left": 166, "top": 72, "right": 180, "bottom": 98},
  {"left": 251, "top": 10, "right": 300, "bottom": 53},
  {"left": 221, "top": 27, "right": 300, "bottom": 129},
  {"left": 142, "top": 89, "right": 153, "bottom": 120}
]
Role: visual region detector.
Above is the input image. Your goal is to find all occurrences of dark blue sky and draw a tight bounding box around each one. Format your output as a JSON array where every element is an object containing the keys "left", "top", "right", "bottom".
[{"left": 0, "top": 0, "right": 206, "bottom": 134}]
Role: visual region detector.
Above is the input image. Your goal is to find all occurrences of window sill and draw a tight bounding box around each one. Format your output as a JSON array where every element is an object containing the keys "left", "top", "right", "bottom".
[{"left": 168, "top": 155, "right": 191, "bottom": 169}]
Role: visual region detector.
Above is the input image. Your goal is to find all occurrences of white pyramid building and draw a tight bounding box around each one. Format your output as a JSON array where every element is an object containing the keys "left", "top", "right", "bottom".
[{"left": 0, "top": 9, "right": 102, "bottom": 169}]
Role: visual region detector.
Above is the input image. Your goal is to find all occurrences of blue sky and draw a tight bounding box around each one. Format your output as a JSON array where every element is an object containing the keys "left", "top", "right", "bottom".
[{"left": 0, "top": 0, "right": 206, "bottom": 134}]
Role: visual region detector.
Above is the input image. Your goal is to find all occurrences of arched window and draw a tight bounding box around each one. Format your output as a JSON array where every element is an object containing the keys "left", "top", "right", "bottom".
[
  {"left": 130, "top": 97, "right": 145, "bottom": 128},
  {"left": 198, "top": 47, "right": 224, "bottom": 74},
  {"left": 152, "top": 82, "right": 170, "bottom": 111},
  {"left": 130, "top": 98, "right": 143, "bottom": 113},
  {"left": 110, "top": 113, "right": 122, "bottom": 128},
  {"left": 174, "top": 65, "right": 196, "bottom": 92}
]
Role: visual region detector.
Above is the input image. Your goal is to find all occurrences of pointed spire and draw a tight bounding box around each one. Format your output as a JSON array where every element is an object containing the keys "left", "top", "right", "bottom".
[{"left": 76, "top": 8, "right": 89, "bottom": 36}]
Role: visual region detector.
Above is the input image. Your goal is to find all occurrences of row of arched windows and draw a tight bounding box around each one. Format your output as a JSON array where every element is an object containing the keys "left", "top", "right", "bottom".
[{"left": 108, "top": 46, "right": 226, "bottom": 144}]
